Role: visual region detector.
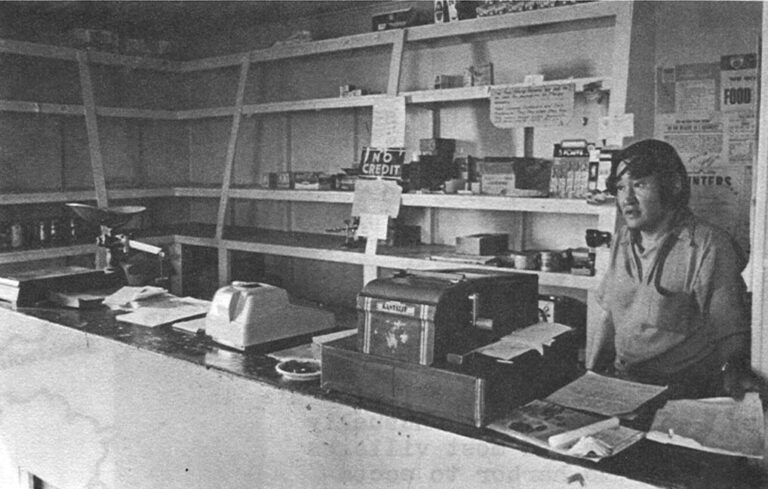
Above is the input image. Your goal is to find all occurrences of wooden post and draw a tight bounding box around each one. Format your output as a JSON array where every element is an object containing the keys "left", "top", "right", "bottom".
[
  {"left": 76, "top": 52, "right": 108, "bottom": 209},
  {"left": 215, "top": 56, "right": 250, "bottom": 241},
  {"left": 750, "top": 6, "right": 768, "bottom": 378},
  {"left": 215, "top": 56, "right": 250, "bottom": 286},
  {"left": 386, "top": 29, "right": 406, "bottom": 96},
  {"left": 77, "top": 51, "right": 109, "bottom": 269}
]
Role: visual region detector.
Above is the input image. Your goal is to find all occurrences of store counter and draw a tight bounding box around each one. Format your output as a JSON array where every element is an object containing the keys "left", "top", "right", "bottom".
[{"left": 0, "top": 306, "right": 765, "bottom": 489}]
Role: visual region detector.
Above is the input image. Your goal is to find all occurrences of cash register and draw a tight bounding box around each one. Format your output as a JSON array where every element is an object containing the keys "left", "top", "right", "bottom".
[{"left": 321, "top": 269, "right": 578, "bottom": 427}]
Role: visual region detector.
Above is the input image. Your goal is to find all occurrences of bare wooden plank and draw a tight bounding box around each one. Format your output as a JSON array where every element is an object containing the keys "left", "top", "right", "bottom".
[
  {"left": 387, "top": 29, "right": 406, "bottom": 96},
  {"left": 0, "top": 38, "right": 180, "bottom": 71},
  {"left": 86, "top": 50, "right": 180, "bottom": 72},
  {"left": 76, "top": 52, "right": 108, "bottom": 209},
  {"left": 174, "top": 106, "right": 237, "bottom": 120},
  {"left": 178, "top": 30, "right": 398, "bottom": 72},
  {"left": 0, "top": 190, "right": 96, "bottom": 204},
  {"left": 97, "top": 106, "right": 178, "bottom": 119},
  {"left": 0, "top": 99, "right": 83, "bottom": 116},
  {"left": 0, "top": 38, "right": 77, "bottom": 61},
  {"left": 215, "top": 57, "right": 251, "bottom": 240}
]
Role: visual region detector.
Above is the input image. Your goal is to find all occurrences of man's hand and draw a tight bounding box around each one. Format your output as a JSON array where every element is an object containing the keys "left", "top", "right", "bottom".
[{"left": 722, "top": 361, "right": 762, "bottom": 400}]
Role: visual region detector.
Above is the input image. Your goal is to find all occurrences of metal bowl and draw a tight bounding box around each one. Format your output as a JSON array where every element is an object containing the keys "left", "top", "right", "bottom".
[{"left": 66, "top": 203, "right": 146, "bottom": 228}]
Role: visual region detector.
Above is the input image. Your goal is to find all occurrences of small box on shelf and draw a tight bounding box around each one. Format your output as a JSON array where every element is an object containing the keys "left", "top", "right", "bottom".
[{"left": 456, "top": 233, "right": 509, "bottom": 255}]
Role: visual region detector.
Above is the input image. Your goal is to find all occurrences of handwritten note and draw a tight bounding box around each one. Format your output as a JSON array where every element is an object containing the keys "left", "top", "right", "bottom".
[
  {"left": 490, "top": 83, "right": 574, "bottom": 128},
  {"left": 371, "top": 96, "right": 406, "bottom": 148},
  {"left": 598, "top": 113, "right": 635, "bottom": 146},
  {"left": 351, "top": 178, "right": 402, "bottom": 217},
  {"left": 355, "top": 213, "right": 389, "bottom": 240}
]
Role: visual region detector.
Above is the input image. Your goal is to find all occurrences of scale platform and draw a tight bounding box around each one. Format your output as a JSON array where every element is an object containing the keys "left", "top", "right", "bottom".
[{"left": 0, "top": 266, "right": 122, "bottom": 309}]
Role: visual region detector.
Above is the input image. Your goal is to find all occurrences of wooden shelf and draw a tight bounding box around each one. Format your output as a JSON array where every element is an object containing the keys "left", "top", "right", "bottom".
[
  {"left": 0, "top": 188, "right": 174, "bottom": 205},
  {"left": 180, "top": 29, "right": 401, "bottom": 72},
  {"left": 174, "top": 186, "right": 616, "bottom": 218},
  {"left": 176, "top": 2, "right": 622, "bottom": 72},
  {"left": 0, "top": 2, "right": 623, "bottom": 76},
  {"left": 0, "top": 221, "right": 601, "bottom": 290},
  {"left": 0, "top": 38, "right": 180, "bottom": 72},
  {"left": 405, "top": 1, "right": 621, "bottom": 42},
  {"left": 403, "top": 77, "right": 609, "bottom": 104},
  {"left": 0, "top": 243, "right": 97, "bottom": 265},
  {"left": 212, "top": 227, "right": 600, "bottom": 289}
]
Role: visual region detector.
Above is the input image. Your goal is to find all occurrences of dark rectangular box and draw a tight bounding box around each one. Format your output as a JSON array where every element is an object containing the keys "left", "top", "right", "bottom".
[
  {"left": 456, "top": 233, "right": 509, "bottom": 255},
  {"left": 372, "top": 7, "right": 428, "bottom": 31},
  {"left": 419, "top": 138, "right": 456, "bottom": 154},
  {"left": 322, "top": 333, "right": 578, "bottom": 427}
]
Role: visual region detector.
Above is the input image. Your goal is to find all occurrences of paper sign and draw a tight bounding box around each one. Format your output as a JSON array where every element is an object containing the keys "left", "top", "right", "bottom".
[
  {"left": 490, "top": 83, "right": 574, "bottom": 128},
  {"left": 352, "top": 178, "right": 402, "bottom": 217},
  {"left": 720, "top": 53, "right": 757, "bottom": 113},
  {"left": 598, "top": 113, "right": 635, "bottom": 146},
  {"left": 371, "top": 97, "right": 406, "bottom": 148},
  {"left": 359, "top": 147, "right": 405, "bottom": 179},
  {"left": 355, "top": 213, "right": 389, "bottom": 240}
]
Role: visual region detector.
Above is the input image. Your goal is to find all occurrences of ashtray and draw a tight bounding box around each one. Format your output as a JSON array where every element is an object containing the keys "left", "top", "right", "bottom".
[{"left": 275, "top": 359, "right": 321, "bottom": 382}]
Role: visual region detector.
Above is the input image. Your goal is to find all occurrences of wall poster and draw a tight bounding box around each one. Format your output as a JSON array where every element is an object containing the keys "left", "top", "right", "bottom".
[{"left": 654, "top": 54, "right": 757, "bottom": 252}]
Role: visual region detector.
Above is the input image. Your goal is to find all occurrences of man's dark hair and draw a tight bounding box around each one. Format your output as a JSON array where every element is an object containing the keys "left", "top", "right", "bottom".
[{"left": 606, "top": 139, "right": 690, "bottom": 208}]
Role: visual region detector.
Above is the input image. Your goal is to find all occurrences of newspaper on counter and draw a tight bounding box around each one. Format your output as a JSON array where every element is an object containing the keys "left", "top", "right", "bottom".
[
  {"left": 487, "top": 399, "right": 644, "bottom": 462},
  {"left": 646, "top": 393, "right": 764, "bottom": 459},
  {"left": 546, "top": 371, "right": 668, "bottom": 417}
]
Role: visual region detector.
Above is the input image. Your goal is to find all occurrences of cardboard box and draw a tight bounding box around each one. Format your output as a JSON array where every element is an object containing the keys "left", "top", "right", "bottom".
[
  {"left": 456, "top": 233, "right": 509, "bottom": 255},
  {"left": 419, "top": 138, "right": 456, "bottom": 154},
  {"left": 477, "top": 157, "right": 552, "bottom": 195},
  {"left": 275, "top": 172, "right": 294, "bottom": 190},
  {"left": 434, "top": 74, "right": 465, "bottom": 89},
  {"left": 261, "top": 173, "right": 277, "bottom": 189},
  {"left": 372, "top": 7, "right": 428, "bottom": 31},
  {"left": 551, "top": 141, "right": 593, "bottom": 199}
]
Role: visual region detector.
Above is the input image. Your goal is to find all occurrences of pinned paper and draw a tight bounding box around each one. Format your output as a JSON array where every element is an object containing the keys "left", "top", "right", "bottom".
[
  {"left": 490, "top": 83, "right": 574, "bottom": 128},
  {"left": 355, "top": 213, "right": 389, "bottom": 240},
  {"left": 352, "top": 178, "right": 402, "bottom": 217},
  {"left": 371, "top": 96, "right": 406, "bottom": 148},
  {"left": 598, "top": 113, "right": 635, "bottom": 146}
]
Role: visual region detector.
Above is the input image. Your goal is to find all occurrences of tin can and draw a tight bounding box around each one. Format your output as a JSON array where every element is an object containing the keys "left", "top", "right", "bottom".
[
  {"left": 539, "top": 251, "right": 559, "bottom": 272},
  {"left": 37, "top": 220, "right": 48, "bottom": 246},
  {"left": 10, "top": 222, "right": 23, "bottom": 248}
]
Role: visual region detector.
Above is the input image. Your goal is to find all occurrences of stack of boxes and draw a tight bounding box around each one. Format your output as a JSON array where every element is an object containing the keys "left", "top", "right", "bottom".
[
  {"left": 550, "top": 140, "right": 595, "bottom": 199},
  {"left": 405, "top": 139, "right": 457, "bottom": 191}
]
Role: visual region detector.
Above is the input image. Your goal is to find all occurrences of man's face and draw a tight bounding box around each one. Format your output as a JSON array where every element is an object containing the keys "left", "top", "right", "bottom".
[{"left": 616, "top": 173, "right": 670, "bottom": 233}]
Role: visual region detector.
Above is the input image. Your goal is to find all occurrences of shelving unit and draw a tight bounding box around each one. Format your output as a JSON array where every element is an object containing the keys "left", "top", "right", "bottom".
[{"left": 0, "top": 1, "right": 630, "bottom": 324}]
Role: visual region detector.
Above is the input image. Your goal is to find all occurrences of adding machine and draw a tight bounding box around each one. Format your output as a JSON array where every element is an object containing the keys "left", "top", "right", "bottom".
[
  {"left": 321, "top": 269, "right": 578, "bottom": 427},
  {"left": 206, "top": 281, "right": 335, "bottom": 350}
]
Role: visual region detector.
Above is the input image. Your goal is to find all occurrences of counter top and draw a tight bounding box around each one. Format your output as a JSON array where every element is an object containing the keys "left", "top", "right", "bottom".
[{"left": 1, "top": 304, "right": 766, "bottom": 489}]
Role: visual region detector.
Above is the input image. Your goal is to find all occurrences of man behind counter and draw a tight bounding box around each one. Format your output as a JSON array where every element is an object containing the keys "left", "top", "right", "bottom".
[{"left": 585, "top": 139, "right": 758, "bottom": 399}]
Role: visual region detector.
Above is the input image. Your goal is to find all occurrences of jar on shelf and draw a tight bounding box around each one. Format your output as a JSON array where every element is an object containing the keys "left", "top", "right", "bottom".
[{"left": 10, "top": 221, "right": 23, "bottom": 249}]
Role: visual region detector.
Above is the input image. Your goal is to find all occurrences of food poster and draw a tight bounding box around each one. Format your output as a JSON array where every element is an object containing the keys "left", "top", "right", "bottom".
[{"left": 654, "top": 55, "right": 757, "bottom": 252}]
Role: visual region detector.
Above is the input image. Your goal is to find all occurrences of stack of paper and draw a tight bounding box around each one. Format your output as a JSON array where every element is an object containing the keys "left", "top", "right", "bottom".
[
  {"left": 103, "top": 286, "right": 168, "bottom": 311},
  {"left": 545, "top": 371, "right": 668, "bottom": 417},
  {"left": 116, "top": 296, "right": 210, "bottom": 328},
  {"left": 474, "top": 321, "right": 572, "bottom": 361},
  {"left": 647, "top": 393, "right": 764, "bottom": 459}
]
